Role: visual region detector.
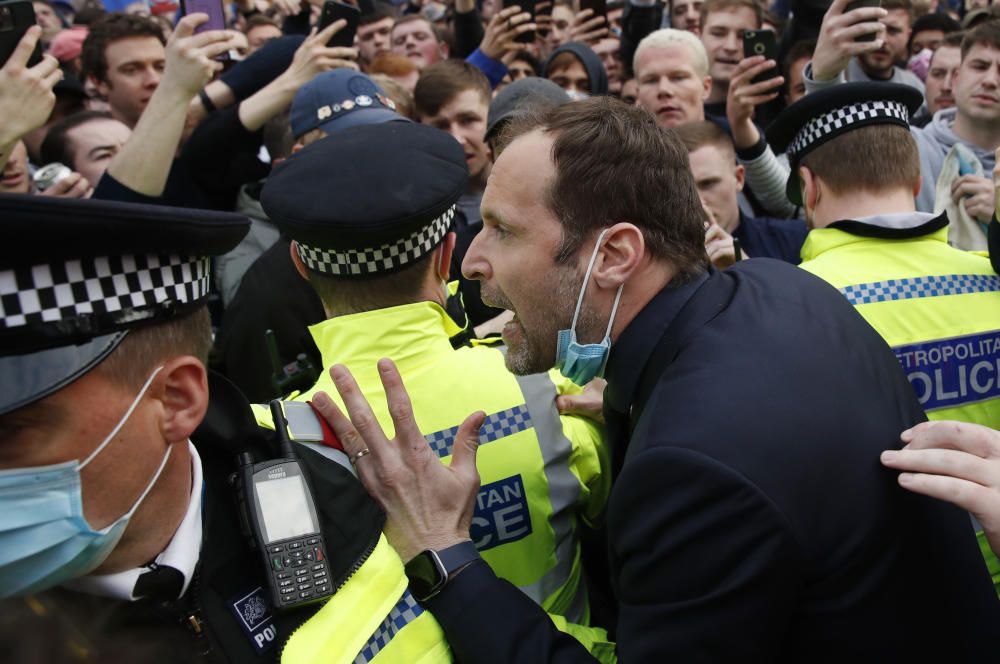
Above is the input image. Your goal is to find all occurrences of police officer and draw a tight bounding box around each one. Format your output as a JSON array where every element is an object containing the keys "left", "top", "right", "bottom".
[
  {"left": 254, "top": 121, "right": 614, "bottom": 660},
  {"left": 768, "top": 82, "right": 1000, "bottom": 591},
  {"left": 0, "top": 195, "right": 410, "bottom": 662}
]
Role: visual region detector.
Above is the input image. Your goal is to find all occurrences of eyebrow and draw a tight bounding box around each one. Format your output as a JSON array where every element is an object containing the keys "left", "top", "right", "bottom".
[{"left": 87, "top": 144, "right": 119, "bottom": 159}]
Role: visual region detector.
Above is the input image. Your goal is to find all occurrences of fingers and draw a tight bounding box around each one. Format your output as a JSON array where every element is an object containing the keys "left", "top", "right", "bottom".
[
  {"left": 31, "top": 52, "right": 60, "bottom": 79},
  {"left": 376, "top": 358, "right": 425, "bottom": 450},
  {"left": 894, "top": 472, "right": 995, "bottom": 516},
  {"left": 900, "top": 420, "right": 1000, "bottom": 457},
  {"left": 173, "top": 12, "right": 206, "bottom": 39},
  {"left": 328, "top": 363, "right": 392, "bottom": 460},
  {"left": 41, "top": 59, "right": 64, "bottom": 87},
  {"left": 200, "top": 38, "right": 240, "bottom": 59},
  {"left": 881, "top": 447, "right": 997, "bottom": 487},
  {"left": 7, "top": 25, "right": 42, "bottom": 70},
  {"left": 187, "top": 28, "right": 240, "bottom": 49}
]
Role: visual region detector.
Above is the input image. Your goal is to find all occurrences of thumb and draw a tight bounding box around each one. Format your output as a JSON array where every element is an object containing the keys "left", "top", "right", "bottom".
[
  {"left": 173, "top": 13, "right": 203, "bottom": 40},
  {"left": 450, "top": 411, "right": 485, "bottom": 482},
  {"left": 555, "top": 394, "right": 578, "bottom": 414}
]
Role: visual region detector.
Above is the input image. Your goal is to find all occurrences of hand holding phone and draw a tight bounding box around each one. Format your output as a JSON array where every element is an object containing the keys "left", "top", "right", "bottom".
[
  {"left": 742, "top": 29, "right": 778, "bottom": 84},
  {"left": 318, "top": 0, "right": 361, "bottom": 48},
  {"left": 843, "top": 0, "right": 883, "bottom": 42},
  {"left": 0, "top": 24, "right": 59, "bottom": 149},
  {"left": 501, "top": 0, "right": 536, "bottom": 44},
  {"left": 0, "top": 0, "right": 41, "bottom": 68}
]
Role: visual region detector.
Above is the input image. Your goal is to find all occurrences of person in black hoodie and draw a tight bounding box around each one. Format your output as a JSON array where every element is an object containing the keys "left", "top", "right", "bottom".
[{"left": 543, "top": 41, "right": 609, "bottom": 98}]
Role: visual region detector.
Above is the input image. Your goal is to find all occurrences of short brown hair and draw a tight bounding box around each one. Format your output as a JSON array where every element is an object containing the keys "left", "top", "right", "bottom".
[
  {"left": 880, "top": 0, "right": 913, "bottom": 22},
  {"left": 699, "top": 0, "right": 762, "bottom": 30},
  {"left": 305, "top": 252, "right": 436, "bottom": 316},
  {"left": 673, "top": 120, "right": 735, "bottom": 160},
  {"left": 81, "top": 12, "right": 165, "bottom": 83},
  {"left": 961, "top": 19, "right": 1000, "bottom": 60},
  {"left": 244, "top": 13, "right": 280, "bottom": 33},
  {"left": 414, "top": 60, "right": 491, "bottom": 117},
  {"left": 799, "top": 124, "right": 920, "bottom": 198},
  {"left": 97, "top": 306, "right": 212, "bottom": 389},
  {"left": 498, "top": 97, "right": 708, "bottom": 277},
  {"left": 370, "top": 73, "right": 416, "bottom": 119}
]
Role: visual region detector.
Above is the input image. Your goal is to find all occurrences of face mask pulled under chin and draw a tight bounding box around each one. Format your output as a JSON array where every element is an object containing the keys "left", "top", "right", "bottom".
[
  {"left": 0, "top": 366, "right": 171, "bottom": 598},
  {"left": 554, "top": 229, "right": 625, "bottom": 386}
]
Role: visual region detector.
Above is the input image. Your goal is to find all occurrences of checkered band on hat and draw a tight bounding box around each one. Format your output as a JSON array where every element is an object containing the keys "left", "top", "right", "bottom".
[
  {"left": 788, "top": 100, "right": 910, "bottom": 160},
  {"left": 296, "top": 205, "right": 456, "bottom": 277},
  {"left": 0, "top": 253, "right": 211, "bottom": 334}
]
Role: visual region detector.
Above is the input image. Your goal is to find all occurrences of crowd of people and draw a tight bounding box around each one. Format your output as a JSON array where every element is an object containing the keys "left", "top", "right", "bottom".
[{"left": 1, "top": 0, "right": 1000, "bottom": 660}]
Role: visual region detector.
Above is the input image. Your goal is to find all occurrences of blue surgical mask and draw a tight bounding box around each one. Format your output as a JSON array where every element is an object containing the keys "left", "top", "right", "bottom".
[
  {"left": 0, "top": 366, "right": 172, "bottom": 598},
  {"left": 555, "top": 229, "right": 624, "bottom": 385}
]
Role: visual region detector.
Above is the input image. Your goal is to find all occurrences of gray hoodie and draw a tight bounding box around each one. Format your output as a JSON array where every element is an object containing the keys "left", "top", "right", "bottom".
[{"left": 912, "top": 108, "right": 997, "bottom": 212}]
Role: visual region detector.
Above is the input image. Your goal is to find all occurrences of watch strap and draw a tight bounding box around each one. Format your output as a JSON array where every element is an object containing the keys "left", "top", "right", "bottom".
[{"left": 436, "top": 540, "right": 480, "bottom": 575}]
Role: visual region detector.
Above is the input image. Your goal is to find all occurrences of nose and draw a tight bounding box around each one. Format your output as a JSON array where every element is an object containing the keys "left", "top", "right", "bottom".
[
  {"left": 144, "top": 66, "right": 161, "bottom": 89},
  {"left": 657, "top": 76, "right": 674, "bottom": 97},
  {"left": 461, "top": 230, "right": 491, "bottom": 282},
  {"left": 724, "top": 31, "right": 740, "bottom": 52}
]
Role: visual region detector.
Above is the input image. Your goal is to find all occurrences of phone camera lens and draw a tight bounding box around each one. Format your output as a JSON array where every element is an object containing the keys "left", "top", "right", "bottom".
[{"left": 754, "top": 43, "right": 765, "bottom": 54}]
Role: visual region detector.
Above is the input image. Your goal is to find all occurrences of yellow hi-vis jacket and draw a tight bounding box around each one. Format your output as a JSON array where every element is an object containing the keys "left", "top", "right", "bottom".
[
  {"left": 799, "top": 216, "right": 1000, "bottom": 592},
  {"left": 255, "top": 298, "right": 616, "bottom": 662}
]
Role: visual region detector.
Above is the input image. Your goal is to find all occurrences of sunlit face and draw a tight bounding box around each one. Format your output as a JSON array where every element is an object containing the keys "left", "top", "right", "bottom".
[
  {"left": 93, "top": 36, "right": 166, "bottom": 128},
  {"left": 421, "top": 88, "right": 492, "bottom": 180},
  {"left": 358, "top": 16, "right": 393, "bottom": 66},
  {"left": 687, "top": 143, "right": 743, "bottom": 233},
  {"left": 910, "top": 28, "right": 945, "bottom": 56},
  {"left": 391, "top": 19, "right": 446, "bottom": 70},
  {"left": 0, "top": 141, "right": 30, "bottom": 194},
  {"left": 954, "top": 43, "right": 1000, "bottom": 124},
  {"left": 545, "top": 5, "right": 574, "bottom": 54},
  {"left": 670, "top": 0, "right": 703, "bottom": 35},
  {"left": 636, "top": 43, "right": 710, "bottom": 127},
  {"left": 700, "top": 7, "right": 758, "bottom": 86},
  {"left": 925, "top": 45, "right": 960, "bottom": 115},
  {"left": 63, "top": 117, "right": 133, "bottom": 188}
]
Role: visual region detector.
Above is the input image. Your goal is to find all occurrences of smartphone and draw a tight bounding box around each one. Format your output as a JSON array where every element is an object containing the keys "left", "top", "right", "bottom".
[
  {"left": 181, "top": 0, "right": 227, "bottom": 34},
  {"left": 318, "top": 0, "right": 361, "bottom": 48},
  {"left": 502, "top": 0, "right": 535, "bottom": 44},
  {"left": 743, "top": 29, "right": 778, "bottom": 85},
  {"left": 579, "top": 0, "right": 606, "bottom": 22},
  {"left": 0, "top": 0, "right": 41, "bottom": 68},
  {"left": 843, "top": 0, "right": 882, "bottom": 42}
]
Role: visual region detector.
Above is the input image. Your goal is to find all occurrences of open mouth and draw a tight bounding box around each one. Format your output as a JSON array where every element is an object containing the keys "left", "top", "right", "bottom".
[{"left": 0, "top": 172, "right": 25, "bottom": 188}]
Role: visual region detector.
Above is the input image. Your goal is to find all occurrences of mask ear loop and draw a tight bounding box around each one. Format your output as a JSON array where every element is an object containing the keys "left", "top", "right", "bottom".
[
  {"left": 80, "top": 366, "right": 164, "bottom": 470},
  {"left": 570, "top": 228, "right": 612, "bottom": 333}
]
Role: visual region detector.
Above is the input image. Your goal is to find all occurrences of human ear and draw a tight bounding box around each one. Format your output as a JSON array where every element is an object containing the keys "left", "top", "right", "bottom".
[
  {"left": 591, "top": 222, "right": 645, "bottom": 289},
  {"left": 153, "top": 357, "right": 209, "bottom": 445},
  {"left": 290, "top": 241, "right": 311, "bottom": 282}
]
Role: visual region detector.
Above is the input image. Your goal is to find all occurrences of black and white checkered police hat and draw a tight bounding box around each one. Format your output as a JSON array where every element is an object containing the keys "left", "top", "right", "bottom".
[
  {"left": 0, "top": 194, "right": 249, "bottom": 415},
  {"left": 767, "top": 82, "right": 923, "bottom": 206},
  {"left": 261, "top": 122, "right": 468, "bottom": 279}
]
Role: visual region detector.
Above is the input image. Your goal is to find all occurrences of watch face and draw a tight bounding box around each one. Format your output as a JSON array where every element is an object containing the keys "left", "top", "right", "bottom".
[{"left": 406, "top": 551, "right": 446, "bottom": 600}]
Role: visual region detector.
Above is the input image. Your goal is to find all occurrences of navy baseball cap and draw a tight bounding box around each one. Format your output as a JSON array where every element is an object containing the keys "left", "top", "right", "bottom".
[{"left": 290, "top": 70, "right": 405, "bottom": 139}]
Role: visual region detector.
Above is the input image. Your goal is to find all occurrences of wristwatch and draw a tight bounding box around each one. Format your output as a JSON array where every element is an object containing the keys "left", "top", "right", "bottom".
[{"left": 404, "top": 540, "right": 480, "bottom": 602}]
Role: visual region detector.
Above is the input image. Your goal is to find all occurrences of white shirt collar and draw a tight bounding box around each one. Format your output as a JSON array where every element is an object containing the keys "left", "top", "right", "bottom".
[
  {"left": 64, "top": 441, "right": 204, "bottom": 601},
  {"left": 852, "top": 211, "right": 938, "bottom": 230}
]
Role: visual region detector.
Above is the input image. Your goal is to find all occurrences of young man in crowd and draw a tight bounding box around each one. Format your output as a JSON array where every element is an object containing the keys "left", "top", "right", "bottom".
[
  {"left": 80, "top": 12, "right": 168, "bottom": 128},
  {"left": 908, "top": 12, "right": 960, "bottom": 56},
  {"left": 414, "top": 60, "right": 492, "bottom": 225},
  {"left": 806, "top": 0, "right": 924, "bottom": 93},
  {"left": 243, "top": 15, "right": 282, "bottom": 54},
  {"left": 544, "top": 42, "right": 609, "bottom": 99},
  {"left": 634, "top": 28, "right": 711, "bottom": 128},
  {"left": 592, "top": 37, "right": 624, "bottom": 95},
  {"left": 39, "top": 110, "right": 132, "bottom": 189},
  {"left": 912, "top": 31, "right": 961, "bottom": 127},
  {"left": 391, "top": 15, "right": 448, "bottom": 70},
  {"left": 33, "top": 0, "right": 63, "bottom": 46},
  {"left": 357, "top": 2, "right": 396, "bottom": 71},
  {"left": 699, "top": 0, "right": 761, "bottom": 117},
  {"left": 670, "top": 0, "right": 703, "bottom": 34},
  {"left": 676, "top": 121, "right": 808, "bottom": 264}
]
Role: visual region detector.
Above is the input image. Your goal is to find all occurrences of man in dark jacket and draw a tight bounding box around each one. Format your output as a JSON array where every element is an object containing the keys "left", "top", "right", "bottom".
[
  {"left": 309, "top": 97, "right": 1000, "bottom": 662},
  {"left": 544, "top": 42, "right": 610, "bottom": 98}
]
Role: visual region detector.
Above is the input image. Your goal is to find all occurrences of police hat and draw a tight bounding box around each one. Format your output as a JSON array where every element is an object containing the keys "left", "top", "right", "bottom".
[
  {"left": 766, "top": 82, "right": 923, "bottom": 206},
  {"left": 0, "top": 195, "right": 249, "bottom": 415},
  {"left": 261, "top": 122, "right": 468, "bottom": 279}
]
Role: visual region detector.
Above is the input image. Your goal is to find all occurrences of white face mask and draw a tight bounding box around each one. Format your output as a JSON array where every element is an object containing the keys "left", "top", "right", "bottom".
[{"left": 0, "top": 366, "right": 171, "bottom": 597}]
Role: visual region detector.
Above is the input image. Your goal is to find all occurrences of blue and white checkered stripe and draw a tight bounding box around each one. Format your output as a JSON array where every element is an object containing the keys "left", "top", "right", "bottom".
[
  {"left": 840, "top": 273, "right": 1000, "bottom": 305},
  {"left": 425, "top": 404, "right": 533, "bottom": 458},
  {"left": 353, "top": 590, "right": 424, "bottom": 664}
]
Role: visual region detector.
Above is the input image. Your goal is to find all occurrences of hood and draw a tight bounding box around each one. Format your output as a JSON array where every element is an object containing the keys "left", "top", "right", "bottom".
[
  {"left": 924, "top": 107, "right": 998, "bottom": 168},
  {"left": 544, "top": 42, "right": 609, "bottom": 96}
]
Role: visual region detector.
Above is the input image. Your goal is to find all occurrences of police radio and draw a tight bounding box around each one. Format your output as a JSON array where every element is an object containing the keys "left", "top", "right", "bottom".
[{"left": 236, "top": 401, "right": 334, "bottom": 610}]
